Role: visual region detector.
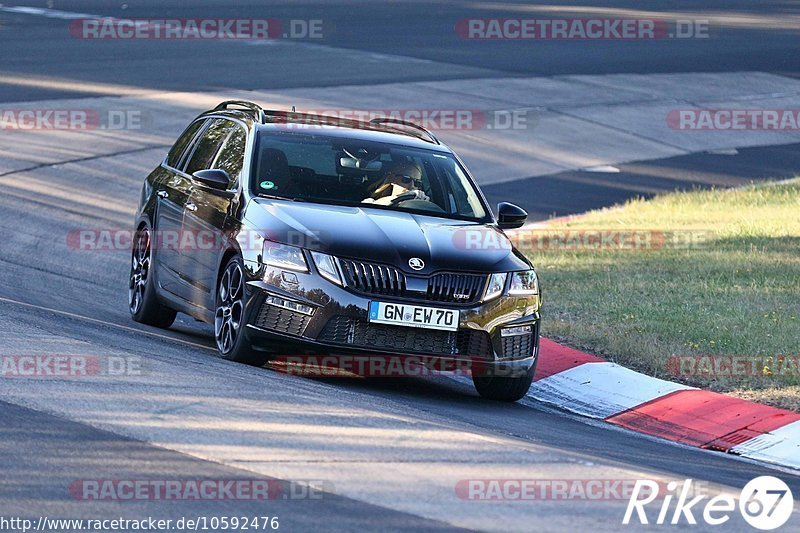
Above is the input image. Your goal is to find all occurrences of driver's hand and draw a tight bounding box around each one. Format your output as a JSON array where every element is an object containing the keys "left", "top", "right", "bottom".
[
  {"left": 394, "top": 189, "right": 430, "bottom": 203},
  {"left": 363, "top": 187, "right": 429, "bottom": 206}
]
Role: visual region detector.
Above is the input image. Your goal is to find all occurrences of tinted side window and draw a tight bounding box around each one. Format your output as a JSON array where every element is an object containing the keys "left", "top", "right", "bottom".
[
  {"left": 212, "top": 126, "right": 247, "bottom": 188},
  {"left": 184, "top": 119, "right": 235, "bottom": 175},
  {"left": 166, "top": 119, "right": 205, "bottom": 168}
]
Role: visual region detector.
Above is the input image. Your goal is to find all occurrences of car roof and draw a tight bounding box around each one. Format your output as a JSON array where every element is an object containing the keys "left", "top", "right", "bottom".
[{"left": 198, "top": 101, "right": 453, "bottom": 153}]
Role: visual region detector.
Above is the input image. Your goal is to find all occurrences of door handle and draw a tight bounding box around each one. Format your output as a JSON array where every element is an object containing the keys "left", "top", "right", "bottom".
[
  {"left": 186, "top": 203, "right": 197, "bottom": 212},
  {"left": 157, "top": 190, "right": 168, "bottom": 199}
]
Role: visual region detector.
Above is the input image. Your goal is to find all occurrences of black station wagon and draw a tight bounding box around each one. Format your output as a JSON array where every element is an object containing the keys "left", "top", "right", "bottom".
[{"left": 129, "top": 101, "right": 541, "bottom": 401}]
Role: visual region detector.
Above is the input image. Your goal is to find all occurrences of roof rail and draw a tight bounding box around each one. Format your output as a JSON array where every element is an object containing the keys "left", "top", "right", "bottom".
[
  {"left": 217, "top": 103, "right": 441, "bottom": 144},
  {"left": 369, "top": 117, "right": 439, "bottom": 145},
  {"left": 214, "top": 100, "right": 266, "bottom": 123}
]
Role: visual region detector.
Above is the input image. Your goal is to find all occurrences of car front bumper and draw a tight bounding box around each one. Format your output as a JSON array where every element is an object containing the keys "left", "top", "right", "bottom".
[{"left": 242, "top": 261, "right": 541, "bottom": 373}]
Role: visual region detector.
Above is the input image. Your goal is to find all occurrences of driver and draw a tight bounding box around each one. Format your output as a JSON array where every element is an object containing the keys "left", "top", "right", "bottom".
[{"left": 363, "top": 161, "right": 429, "bottom": 205}]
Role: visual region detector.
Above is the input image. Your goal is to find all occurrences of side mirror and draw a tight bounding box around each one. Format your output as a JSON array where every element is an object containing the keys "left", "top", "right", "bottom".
[
  {"left": 497, "top": 202, "right": 527, "bottom": 229},
  {"left": 192, "top": 169, "right": 231, "bottom": 191}
]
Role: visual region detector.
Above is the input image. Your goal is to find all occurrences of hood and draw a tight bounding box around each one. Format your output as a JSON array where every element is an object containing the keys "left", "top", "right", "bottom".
[{"left": 246, "top": 198, "right": 530, "bottom": 274}]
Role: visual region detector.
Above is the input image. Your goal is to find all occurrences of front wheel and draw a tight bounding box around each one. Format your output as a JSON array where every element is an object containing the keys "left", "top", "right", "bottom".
[
  {"left": 215, "top": 255, "right": 265, "bottom": 365},
  {"left": 472, "top": 365, "right": 535, "bottom": 402},
  {"left": 472, "top": 332, "right": 539, "bottom": 402}
]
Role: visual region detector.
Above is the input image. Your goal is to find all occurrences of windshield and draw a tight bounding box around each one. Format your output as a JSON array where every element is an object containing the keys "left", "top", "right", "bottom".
[{"left": 252, "top": 131, "right": 489, "bottom": 221}]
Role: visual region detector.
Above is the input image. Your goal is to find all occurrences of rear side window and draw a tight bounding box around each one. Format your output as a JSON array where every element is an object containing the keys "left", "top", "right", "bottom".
[
  {"left": 212, "top": 126, "right": 247, "bottom": 188},
  {"left": 184, "top": 119, "right": 235, "bottom": 175},
  {"left": 166, "top": 119, "right": 205, "bottom": 168}
]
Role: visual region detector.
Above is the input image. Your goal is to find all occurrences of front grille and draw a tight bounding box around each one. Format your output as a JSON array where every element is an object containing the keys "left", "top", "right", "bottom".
[
  {"left": 253, "top": 301, "right": 311, "bottom": 336},
  {"left": 501, "top": 333, "right": 534, "bottom": 360},
  {"left": 317, "top": 316, "right": 494, "bottom": 359},
  {"left": 337, "top": 258, "right": 487, "bottom": 304}
]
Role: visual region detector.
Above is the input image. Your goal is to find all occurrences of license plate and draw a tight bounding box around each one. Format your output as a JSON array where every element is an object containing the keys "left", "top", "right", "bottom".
[{"left": 368, "top": 302, "right": 459, "bottom": 332}]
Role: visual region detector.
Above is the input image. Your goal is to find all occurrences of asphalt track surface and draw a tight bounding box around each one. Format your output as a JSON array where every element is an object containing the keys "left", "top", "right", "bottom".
[
  {"left": 482, "top": 142, "right": 800, "bottom": 218},
  {"left": 1, "top": 1, "right": 800, "bottom": 531},
  {"left": 0, "top": 0, "right": 799, "bottom": 103}
]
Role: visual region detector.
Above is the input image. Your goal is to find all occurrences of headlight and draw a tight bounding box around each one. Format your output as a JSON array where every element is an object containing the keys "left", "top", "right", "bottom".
[
  {"left": 311, "top": 251, "right": 343, "bottom": 286},
  {"left": 509, "top": 270, "right": 539, "bottom": 296},
  {"left": 262, "top": 242, "right": 308, "bottom": 272},
  {"left": 483, "top": 272, "right": 507, "bottom": 301}
]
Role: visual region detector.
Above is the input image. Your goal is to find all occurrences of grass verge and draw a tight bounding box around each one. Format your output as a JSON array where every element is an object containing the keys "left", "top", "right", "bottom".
[{"left": 521, "top": 178, "right": 800, "bottom": 411}]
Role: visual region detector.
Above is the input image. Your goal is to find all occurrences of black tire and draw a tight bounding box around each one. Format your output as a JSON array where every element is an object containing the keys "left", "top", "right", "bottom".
[
  {"left": 215, "top": 255, "right": 266, "bottom": 365},
  {"left": 472, "top": 332, "right": 539, "bottom": 402},
  {"left": 129, "top": 226, "right": 177, "bottom": 328},
  {"left": 472, "top": 365, "right": 535, "bottom": 402}
]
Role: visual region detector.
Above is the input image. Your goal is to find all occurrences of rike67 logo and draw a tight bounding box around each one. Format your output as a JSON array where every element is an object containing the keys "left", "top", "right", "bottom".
[{"left": 624, "top": 476, "right": 794, "bottom": 530}]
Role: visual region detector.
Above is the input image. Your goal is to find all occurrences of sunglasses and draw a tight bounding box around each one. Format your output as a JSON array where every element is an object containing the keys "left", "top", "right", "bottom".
[{"left": 396, "top": 174, "right": 421, "bottom": 184}]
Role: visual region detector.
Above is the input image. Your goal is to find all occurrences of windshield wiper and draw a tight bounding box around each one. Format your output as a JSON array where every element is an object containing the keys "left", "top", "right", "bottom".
[{"left": 257, "top": 193, "right": 306, "bottom": 202}]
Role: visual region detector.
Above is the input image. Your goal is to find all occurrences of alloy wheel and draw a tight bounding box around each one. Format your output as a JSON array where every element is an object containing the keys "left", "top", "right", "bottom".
[
  {"left": 129, "top": 229, "right": 151, "bottom": 314},
  {"left": 215, "top": 261, "right": 244, "bottom": 354}
]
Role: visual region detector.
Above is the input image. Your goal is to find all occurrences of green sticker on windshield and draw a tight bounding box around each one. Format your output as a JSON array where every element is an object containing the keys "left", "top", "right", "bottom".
[{"left": 260, "top": 180, "right": 275, "bottom": 190}]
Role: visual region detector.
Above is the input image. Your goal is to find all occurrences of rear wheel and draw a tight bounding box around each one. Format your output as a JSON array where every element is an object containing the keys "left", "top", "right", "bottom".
[
  {"left": 129, "top": 226, "right": 177, "bottom": 328},
  {"left": 215, "top": 255, "right": 265, "bottom": 365}
]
